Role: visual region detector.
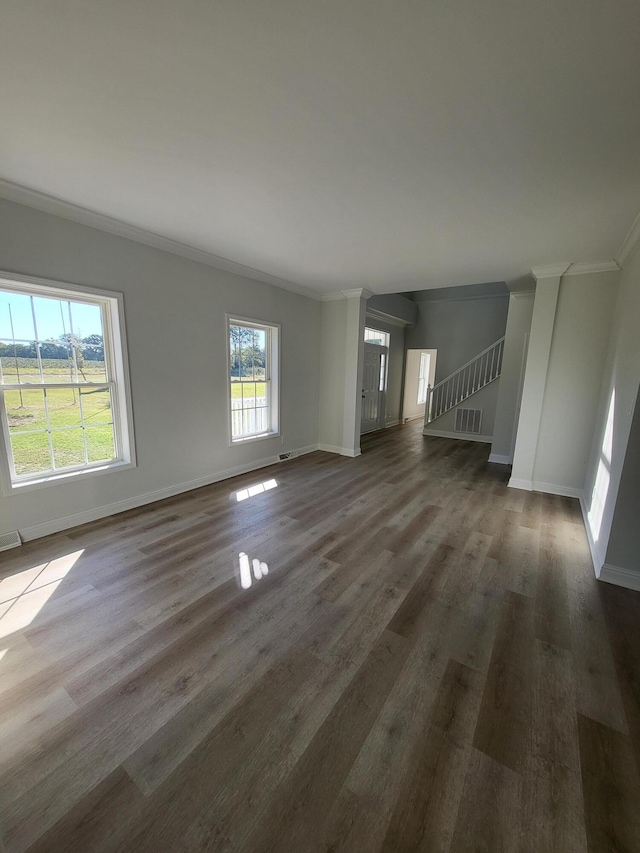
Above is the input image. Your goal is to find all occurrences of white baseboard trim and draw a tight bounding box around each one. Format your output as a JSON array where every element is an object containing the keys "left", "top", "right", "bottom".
[
  {"left": 599, "top": 563, "right": 640, "bottom": 591},
  {"left": 508, "top": 478, "right": 583, "bottom": 498},
  {"left": 318, "top": 444, "right": 361, "bottom": 458},
  {"left": 579, "top": 493, "right": 604, "bottom": 580},
  {"left": 488, "top": 453, "right": 512, "bottom": 465},
  {"left": 19, "top": 444, "right": 319, "bottom": 542},
  {"left": 402, "top": 415, "right": 424, "bottom": 423},
  {"left": 385, "top": 419, "right": 401, "bottom": 428},
  {"left": 532, "top": 481, "right": 583, "bottom": 499},
  {"left": 508, "top": 477, "right": 533, "bottom": 491},
  {"left": 422, "top": 429, "right": 493, "bottom": 444}
]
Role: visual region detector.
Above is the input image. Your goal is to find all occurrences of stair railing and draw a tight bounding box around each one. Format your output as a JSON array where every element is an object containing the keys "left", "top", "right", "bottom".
[{"left": 425, "top": 336, "right": 505, "bottom": 423}]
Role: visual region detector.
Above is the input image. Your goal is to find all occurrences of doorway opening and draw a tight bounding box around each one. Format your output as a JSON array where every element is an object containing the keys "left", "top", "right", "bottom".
[{"left": 403, "top": 348, "right": 437, "bottom": 423}]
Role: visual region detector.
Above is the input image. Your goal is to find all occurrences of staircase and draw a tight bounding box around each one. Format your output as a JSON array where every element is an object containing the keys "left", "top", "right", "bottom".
[{"left": 425, "top": 336, "right": 505, "bottom": 423}]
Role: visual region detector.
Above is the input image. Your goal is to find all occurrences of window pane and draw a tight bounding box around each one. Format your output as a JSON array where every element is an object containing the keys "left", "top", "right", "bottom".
[
  {"left": 242, "top": 382, "right": 257, "bottom": 409},
  {"left": 46, "top": 388, "right": 82, "bottom": 428},
  {"left": 33, "top": 296, "right": 72, "bottom": 342},
  {"left": 77, "top": 354, "right": 107, "bottom": 384},
  {"left": 251, "top": 329, "right": 266, "bottom": 380},
  {"left": 0, "top": 340, "right": 39, "bottom": 383},
  {"left": 0, "top": 291, "right": 36, "bottom": 341},
  {"left": 10, "top": 431, "right": 52, "bottom": 475},
  {"left": 256, "top": 407, "right": 269, "bottom": 433},
  {"left": 51, "top": 428, "right": 85, "bottom": 469},
  {"left": 86, "top": 425, "right": 116, "bottom": 463},
  {"left": 364, "top": 327, "right": 389, "bottom": 347},
  {"left": 242, "top": 409, "right": 256, "bottom": 436},
  {"left": 80, "top": 386, "right": 113, "bottom": 425},
  {"left": 40, "top": 342, "right": 75, "bottom": 383},
  {"left": 5, "top": 389, "right": 47, "bottom": 432}
]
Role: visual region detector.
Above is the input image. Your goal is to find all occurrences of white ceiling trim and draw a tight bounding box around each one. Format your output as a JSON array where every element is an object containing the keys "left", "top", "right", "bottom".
[
  {"left": 0, "top": 178, "right": 319, "bottom": 301},
  {"left": 616, "top": 209, "right": 640, "bottom": 268},
  {"left": 322, "top": 288, "right": 373, "bottom": 301},
  {"left": 564, "top": 261, "right": 620, "bottom": 276},
  {"left": 530, "top": 263, "right": 571, "bottom": 280},
  {"left": 366, "top": 307, "right": 411, "bottom": 327}
]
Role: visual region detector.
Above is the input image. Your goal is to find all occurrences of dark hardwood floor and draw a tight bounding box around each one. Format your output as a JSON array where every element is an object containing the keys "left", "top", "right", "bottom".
[{"left": 1, "top": 421, "right": 639, "bottom": 852}]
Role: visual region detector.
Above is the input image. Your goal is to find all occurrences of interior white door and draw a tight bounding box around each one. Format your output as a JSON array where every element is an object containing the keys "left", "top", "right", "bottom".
[{"left": 361, "top": 343, "right": 386, "bottom": 433}]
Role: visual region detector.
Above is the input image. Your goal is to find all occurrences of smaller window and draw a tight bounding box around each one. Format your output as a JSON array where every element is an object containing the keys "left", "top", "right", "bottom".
[
  {"left": 417, "top": 352, "right": 431, "bottom": 405},
  {"left": 364, "top": 327, "right": 390, "bottom": 347},
  {"left": 228, "top": 317, "right": 279, "bottom": 443}
]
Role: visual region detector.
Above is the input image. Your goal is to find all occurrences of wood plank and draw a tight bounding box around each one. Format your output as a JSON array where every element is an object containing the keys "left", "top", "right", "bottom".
[
  {"left": 473, "top": 589, "right": 534, "bottom": 775},
  {"left": 578, "top": 713, "right": 640, "bottom": 852}
]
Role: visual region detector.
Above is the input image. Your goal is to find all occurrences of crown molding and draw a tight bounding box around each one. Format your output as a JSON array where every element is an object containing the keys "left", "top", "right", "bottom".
[
  {"left": 616, "top": 209, "right": 640, "bottom": 268},
  {"left": 342, "top": 288, "right": 373, "bottom": 300},
  {"left": 365, "top": 307, "right": 411, "bottom": 327},
  {"left": 0, "top": 178, "right": 320, "bottom": 301},
  {"left": 530, "top": 263, "right": 570, "bottom": 281},
  {"left": 322, "top": 288, "right": 373, "bottom": 301},
  {"left": 564, "top": 260, "right": 620, "bottom": 276}
]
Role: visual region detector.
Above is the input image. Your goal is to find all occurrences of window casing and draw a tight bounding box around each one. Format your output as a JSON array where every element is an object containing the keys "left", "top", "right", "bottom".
[
  {"left": 228, "top": 316, "right": 279, "bottom": 443},
  {"left": 0, "top": 273, "right": 135, "bottom": 490}
]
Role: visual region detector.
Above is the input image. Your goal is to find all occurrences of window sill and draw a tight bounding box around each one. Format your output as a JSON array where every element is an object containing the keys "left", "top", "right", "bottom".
[
  {"left": 4, "top": 459, "right": 136, "bottom": 494},
  {"left": 230, "top": 431, "right": 280, "bottom": 447}
]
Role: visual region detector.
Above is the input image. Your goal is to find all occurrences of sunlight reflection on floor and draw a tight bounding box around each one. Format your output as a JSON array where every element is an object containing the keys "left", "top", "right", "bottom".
[
  {"left": 238, "top": 551, "right": 269, "bottom": 590},
  {"left": 0, "top": 550, "right": 84, "bottom": 640},
  {"left": 231, "top": 478, "right": 278, "bottom": 502}
]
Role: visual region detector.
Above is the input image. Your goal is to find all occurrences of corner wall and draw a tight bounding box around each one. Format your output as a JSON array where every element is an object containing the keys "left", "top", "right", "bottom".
[
  {"left": 581, "top": 247, "right": 640, "bottom": 585},
  {"left": 533, "top": 271, "right": 619, "bottom": 494}
]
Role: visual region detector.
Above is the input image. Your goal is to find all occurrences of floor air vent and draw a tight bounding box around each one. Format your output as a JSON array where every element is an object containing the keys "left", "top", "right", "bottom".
[
  {"left": 454, "top": 408, "right": 482, "bottom": 434},
  {"left": 0, "top": 530, "right": 22, "bottom": 552},
  {"left": 278, "top": 451, "right": 299, "bottom": 461}
]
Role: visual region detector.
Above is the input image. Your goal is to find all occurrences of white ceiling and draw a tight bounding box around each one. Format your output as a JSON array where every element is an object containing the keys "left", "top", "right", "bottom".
[{"left": 1, "top": 0, "right": 640, "bottom": 296}]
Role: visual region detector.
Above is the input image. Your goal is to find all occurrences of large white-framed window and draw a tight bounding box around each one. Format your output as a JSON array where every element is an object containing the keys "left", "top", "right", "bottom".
[
  {"left": 227, "top": 315, "right": 279, "bottom": 443},
  {"left": 0, "top": 272, "right": 135, "bottom": 491}
]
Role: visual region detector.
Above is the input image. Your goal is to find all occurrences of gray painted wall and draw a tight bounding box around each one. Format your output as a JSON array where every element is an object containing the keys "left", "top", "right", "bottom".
[
  {"left": 367, "top": 293, "right": 417, "bottom": 326},
  {"left": 423, "top": 378, "right": 500, "bottom": 440},
  {"left": 0, "top": 198, "right": 321, "bottom": 537},
  {"left": 318, "top": 299, "right": 348, "bottom": 451},
  {"left": 405, "top": 292, "right": 509, "bottom": 382},
  {"left": 533, "top": 271, "right": 619, "bottom": 492}
]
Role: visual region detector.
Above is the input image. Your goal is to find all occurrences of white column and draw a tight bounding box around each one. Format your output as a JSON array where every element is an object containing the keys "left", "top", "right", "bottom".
[
  {"left": 342, "top": 289, "right": 370, "bottom": 456},
  {"left": 509, "top": 264, "right": 569, "bottom": 489},
  {"left": 490, "top": 288, "right": 535, "bottom": 464}
]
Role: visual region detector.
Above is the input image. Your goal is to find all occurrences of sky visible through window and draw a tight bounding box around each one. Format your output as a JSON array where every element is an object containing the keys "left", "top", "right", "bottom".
[{"left": 0, "top": 291, "right": 103, "bottom": 342}]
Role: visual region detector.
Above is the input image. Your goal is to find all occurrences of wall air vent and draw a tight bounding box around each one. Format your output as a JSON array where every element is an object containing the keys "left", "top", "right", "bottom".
[
  {"left": 454, "top": 408, "right": 483, "bottom": 435},
  {"left": 278, "top": 451, "right": 299, "bottom": 461},
  {"left": 0, "top": 530, "right": 22, "bottom": 552}
]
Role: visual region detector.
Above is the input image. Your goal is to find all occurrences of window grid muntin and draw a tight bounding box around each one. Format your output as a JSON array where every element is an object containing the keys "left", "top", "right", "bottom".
[{"left": 0, "top": 281, "right": 123, "bottom": 483}]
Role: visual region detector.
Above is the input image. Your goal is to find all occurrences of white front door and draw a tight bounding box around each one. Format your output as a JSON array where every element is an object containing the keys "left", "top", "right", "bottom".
[{"left": 361, "top": 343, "right": 387, "bottom": 433}]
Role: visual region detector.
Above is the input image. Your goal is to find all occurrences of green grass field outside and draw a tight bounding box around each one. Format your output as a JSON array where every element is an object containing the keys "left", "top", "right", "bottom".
[
  {"left": 2, "top": 361, "right": 115, "bottom": 475},
  {"left": 2, "top": 361, "right": 266, "bottom": 475}
]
